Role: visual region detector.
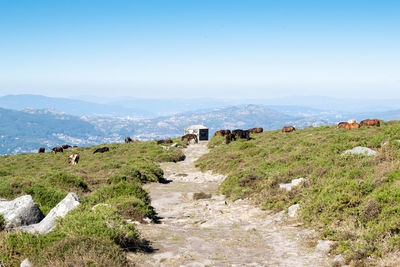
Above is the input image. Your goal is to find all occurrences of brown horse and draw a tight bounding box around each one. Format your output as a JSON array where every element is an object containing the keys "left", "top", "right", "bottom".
[
  {"left": 248, "top": 127, "right": 263, "bottom": 134},
  {"left": 125, "top": 137, "right": 133, "bottom": 143},
  {"left": 38, "top": 147, "right": 45, "bottom": 153},
  {"left": 339, "top": 122, "right": 360, "bottom": 129},
  {"left": 181, "top": 134, "right": 198, "bottom": 143},
  {"left": 282, "top": 126, "right": 295, "bottom": 133},
  {"left": 225, "top": 133, "right": 236, "bottom": 144},
  {"left": 360, "top": 119, "right": 380, "bottom": 127},
  {"left": 52, "top": 146, "right": 64, "bottom": 153},
  {"left": 157, "top": 139, "right": 173, "bottom": 145}
]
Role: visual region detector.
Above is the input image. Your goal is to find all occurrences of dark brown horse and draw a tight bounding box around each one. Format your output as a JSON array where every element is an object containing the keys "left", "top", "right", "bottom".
[
  {"left": 125, "top": 137, "right": 133, "bottom": 143},
  {"left": 215, "top": 130, "right": 231, "bottom": 136},
  {"left": 52, "top": 146, "right": 64, "bottom": 153},
  {"left": 181, "top": 134, "right": 198, "bottom": 143},
  {"left": 360, "top": 119, "right": 380, "bottom": 127},
  {"left": 62, "top": 144, "right": 72, "bottom": 149},
  {"left": 38, "top": 147, "right": 45, "bottom": 153},
  {"left": 282, "top": 126, "right": 296, "bottom": 133},
  {"left": 225, "top": 133, "right": 236, "bottom": 144},
  {"left": 157, "top": 139, "right": 173, "bottom": 145}
]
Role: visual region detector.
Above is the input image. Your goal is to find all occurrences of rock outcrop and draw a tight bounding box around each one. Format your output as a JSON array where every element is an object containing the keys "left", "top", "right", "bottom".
[
  {"left": 342, "top": 146, "right": 377, "bottom": 156},
  {"left": 279, "top": 178, "right": 305, "bottom": 191},
  {"left": 0, "top": 195, "right": 44, "bottom": 229},
  {"left": 20, "top": 193, "right": 80, "bottom": 234}
]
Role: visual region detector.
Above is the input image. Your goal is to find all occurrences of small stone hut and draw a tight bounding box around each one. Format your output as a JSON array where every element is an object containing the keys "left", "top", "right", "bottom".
[{"left": 184, "top": 125, "right": 209, "bottom": 141}]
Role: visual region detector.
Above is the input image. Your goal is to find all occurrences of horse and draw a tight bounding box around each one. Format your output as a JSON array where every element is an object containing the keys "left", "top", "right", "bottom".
[
  {"left": 215, "top": 130, "right": 231, "bottom": 136},
  {"left": 282, "top": 126, "right": 296, "bottom": 133},
  {"left": 225, "top": 133, "right": 236, "bottom": 144},
  {"left": 360, "top": 119, "right": 380, "bottom": 127},
  {"left": 125, "top": 137, "right": 133, "bottom": 143},
  {"left": 248, "top": 128, "right": 263, "bottom": 134},
  {"left": 38, "top": 147, "right": 45, "bottom": 153},
  {"left": 93, "top": 147, "right": 109, "bottom": 154},
  {"left": 181, "top": 134, "right": 198, "bottom": 143},
  {"left": 157, "top": 139, "right": 173, "bottom": 145},
  {"left": 339, "top": 122, "right": 360, "bottom": 129},
  {"left": 52, "top": 147, "right": 64, "bottom": 153}
]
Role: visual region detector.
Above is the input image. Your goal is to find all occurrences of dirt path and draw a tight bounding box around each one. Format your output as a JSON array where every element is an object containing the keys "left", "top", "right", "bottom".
[{"left": 129, "top": 142, "right": 332, "bottom": 266}]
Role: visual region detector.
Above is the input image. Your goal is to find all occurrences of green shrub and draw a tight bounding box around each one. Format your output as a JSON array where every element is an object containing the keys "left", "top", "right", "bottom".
[
  {"left": 24, "top": 184, "right": 67, "bottom": 215},
  {"left": 0, "top": 214, "right": 5, "bottom": 231}
]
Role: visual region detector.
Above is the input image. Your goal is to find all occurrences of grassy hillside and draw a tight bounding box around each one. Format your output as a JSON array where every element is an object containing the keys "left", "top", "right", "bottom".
[
  {"left": 196, "top": 121, "right": 400, "bottom": 265},
  {"left": 0, "top": 140, "right": 184, "bottom": 266}
]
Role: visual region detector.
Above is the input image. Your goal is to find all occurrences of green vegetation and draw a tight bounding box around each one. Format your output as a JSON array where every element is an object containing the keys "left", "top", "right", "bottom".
[
  {"left": 196, "top": 121, "right": 400, "bottom": 265},
  {"left": 0, "top": 140, "right": 184, "bottom": 266}
]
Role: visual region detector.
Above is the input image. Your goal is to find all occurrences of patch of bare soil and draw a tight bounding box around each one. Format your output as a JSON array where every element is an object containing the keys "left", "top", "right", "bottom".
[{"left": 128, "top": 142, "right": 332, "bottom": 266}]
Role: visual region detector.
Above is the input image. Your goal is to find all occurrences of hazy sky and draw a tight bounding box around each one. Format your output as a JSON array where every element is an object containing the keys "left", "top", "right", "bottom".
[{"left": 0, "top": 0, "right": 399, "bottom": 98}]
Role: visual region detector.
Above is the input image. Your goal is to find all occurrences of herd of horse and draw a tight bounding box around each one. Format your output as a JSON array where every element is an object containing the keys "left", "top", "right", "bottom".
[
  {"left": 214, "top": 118, "right": 381, "bottom": 145},
  {"left": 337, "top": 119, "right": 380, "bottom": 129},
  {"left": 38, "top": 118, "right": 381, "bottom": 162},
  {"left": 214, "top": 128, "right": 264, "bottom": 144}
]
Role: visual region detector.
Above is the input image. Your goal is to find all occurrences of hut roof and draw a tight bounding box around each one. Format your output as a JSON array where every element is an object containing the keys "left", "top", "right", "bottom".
[{"left": 184, "top": 125, "right": 208, "bottom": 131}]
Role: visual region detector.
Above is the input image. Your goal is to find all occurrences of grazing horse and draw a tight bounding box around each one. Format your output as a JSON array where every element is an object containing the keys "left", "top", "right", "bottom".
[
  {"left": 337, "top": 122, "right": 348, "bottom": 129},
  {"left": 181, "top": 134, "right": 198, "bottom": 143},
  {"left": 248, "top": 128, "right": 263, "bottom": 134},
  {"left": 93, "top": 147, "right": 109, "bottom": 154},
  {"left": 232, "top": 129, "right": 243, "bottom": 137},
  {"left": 347, "top": 122, "right": 360, "bottom": 129},
  {"left": 215, "top": 130, "right": 231, "bottom": 136},
  {"left": 360, "top": 119, "right": 380, "bottom": 127},
  {"left": 62, "top": 144, "right": 72, "bottom": 149},
  {"left": 125, "top": 137, "right": 133, "bottom": 143},
  {"left": 282, "top": 126, "right": 296, "bottom": 133},
  {"left": 225, "top": 133, "right": 236, "bottom": 144},
  {"left": 38, "top": 147, "right": 45, "bottom": 153},
  {"left": 52, "top": 147, "right": 64, "bottom": 153},
  {"left": 67, "top": 154, "right": 80, "bottom": 165},
  {"left": 157, "top": 139, "right": 173, "bottom": 145}
]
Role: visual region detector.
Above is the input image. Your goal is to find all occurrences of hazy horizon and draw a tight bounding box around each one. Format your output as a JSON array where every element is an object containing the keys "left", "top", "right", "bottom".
[{"left": 0, "top": 0, "right": 399, "bottom": 99}]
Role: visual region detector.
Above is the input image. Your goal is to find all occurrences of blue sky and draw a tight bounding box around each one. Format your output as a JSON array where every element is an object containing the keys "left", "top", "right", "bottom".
[{"left": 0, "top": 0, "right": 399, "bottom": 98}]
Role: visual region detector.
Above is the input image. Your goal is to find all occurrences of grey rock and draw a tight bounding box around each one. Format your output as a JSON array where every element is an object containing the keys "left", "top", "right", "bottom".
[
  {"left": 20, "top": 258, "right": 31, "bottom": 267},
  {"left": 315, "top": 240, "right": 335, "bottom": 254},
  {"left": 279, "top": 178, "right": 306, "bottom": 191},
  {"left": 20, "top": 193, "right": 80, "bottom": 234},
  {"left": 0, "top": 195, "right": 44, "bottom": 229},
  {"left": 342, "top": 146, "right": 376, "bottom": 156},
  {"left": 288, "top": 204, "right": 300, "bottom": 218},
  {"left": 333, "top": 254, "right": 345, "bottom": 265}
]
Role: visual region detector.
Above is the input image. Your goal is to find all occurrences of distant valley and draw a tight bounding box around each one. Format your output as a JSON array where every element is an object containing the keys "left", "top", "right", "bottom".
[{"left": 1, "top": 94, "right": 400, "bottom": 155}]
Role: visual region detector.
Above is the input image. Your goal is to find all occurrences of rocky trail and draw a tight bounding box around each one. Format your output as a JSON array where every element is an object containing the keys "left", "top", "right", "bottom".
[{"left": 129, "top": 142, "right": 333, "bottom": 266}]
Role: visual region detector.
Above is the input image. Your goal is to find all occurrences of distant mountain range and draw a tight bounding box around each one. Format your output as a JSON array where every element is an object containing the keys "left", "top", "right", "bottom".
[
  {"left": 0, "top": 94, "right": 153, "bottom": 118},
  {"left": 1, "top": 94, "right": 400, "bottom": 155}
]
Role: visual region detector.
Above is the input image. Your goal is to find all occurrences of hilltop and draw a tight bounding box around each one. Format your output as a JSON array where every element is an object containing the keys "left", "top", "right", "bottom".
[
  {"left": 196, "top": 121, "right": 400, "bottom": 265},
  {"left": 0, "top": 140, "right": 185, "bottom": 266}
]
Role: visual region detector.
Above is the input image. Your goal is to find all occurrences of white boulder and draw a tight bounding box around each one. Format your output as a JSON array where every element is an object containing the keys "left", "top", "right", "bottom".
[
  {"left": 20, "top": 193, "right": 80, "bottom": 234},
  {"left": 0, "top": 195, "right": 44, "bottom": 229},
  {"left": 288, "top": 204, "right": 300, "bottom": 217},
  {"left": 279, "top": 178, "right": 305, "bottom": 191},
  {"left": 342, "top": 146, "right": 376, "bottom": 156}
]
